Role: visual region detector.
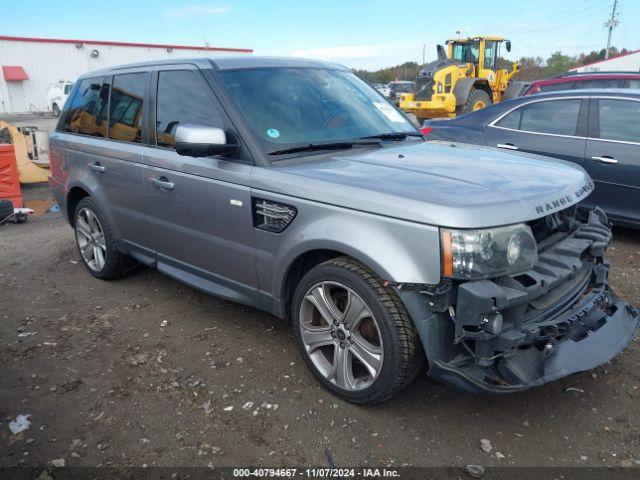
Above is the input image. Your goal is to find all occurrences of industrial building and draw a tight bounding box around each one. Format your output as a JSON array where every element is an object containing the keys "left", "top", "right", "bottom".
[
  {"left": 570, "top": 49, "right": 640, "bottom": 73},
  {"left": 0, "top": 35, "right": 252, "bottom": 114}
]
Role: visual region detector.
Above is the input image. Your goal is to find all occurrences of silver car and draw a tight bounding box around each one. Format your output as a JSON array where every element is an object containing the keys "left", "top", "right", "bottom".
[{"left": 49, "top": 57, "right": 638, "bottom": 403}]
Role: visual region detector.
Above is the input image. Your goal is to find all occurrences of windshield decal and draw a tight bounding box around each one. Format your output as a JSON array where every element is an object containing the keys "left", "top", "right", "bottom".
[
  {"left": 267, "top": 128, "right": 280, "bottom": 139},
  {"left": 373, "top": 102, "right": 405, "bottom": 123}
]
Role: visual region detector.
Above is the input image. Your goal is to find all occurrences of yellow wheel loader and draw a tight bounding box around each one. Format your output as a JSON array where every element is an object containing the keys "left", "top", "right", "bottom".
[{"left": 399, "top": 36, "right": 518, "bottom": 122}]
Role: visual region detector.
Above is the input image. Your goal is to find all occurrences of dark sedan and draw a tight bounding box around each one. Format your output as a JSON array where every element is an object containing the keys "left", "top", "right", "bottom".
[{"left": 423, "top": 89, "right": 640, "bottom": 228}]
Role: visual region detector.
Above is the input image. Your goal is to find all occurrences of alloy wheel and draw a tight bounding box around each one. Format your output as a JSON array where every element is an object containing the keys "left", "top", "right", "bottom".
[
  {"left": 75, "top": 208, "right": 107, "bottom": 272},
  {"left": 299, "top": 281, "right": 383, "bottom": 391}
]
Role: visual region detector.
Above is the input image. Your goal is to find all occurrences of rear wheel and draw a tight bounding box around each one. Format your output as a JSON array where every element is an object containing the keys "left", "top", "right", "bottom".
[
  {"left": 73, "top": 197, "right": 137, "bottom": 279},
  {"left": 457, "top": 88, "right": 492, "bottom": 116},
  {"left": 292, "top": 257, "right": 424, "bottom": 404}
]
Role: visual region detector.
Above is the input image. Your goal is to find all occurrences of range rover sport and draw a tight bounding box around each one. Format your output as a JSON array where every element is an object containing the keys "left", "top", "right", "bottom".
[{"left": 49, "top": 57, "right": 638, "bottom": 403}]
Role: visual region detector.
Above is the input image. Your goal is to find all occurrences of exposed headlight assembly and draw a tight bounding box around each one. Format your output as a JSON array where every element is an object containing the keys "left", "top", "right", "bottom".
[{"left": 441, "top": 224, "right": 538, "bottom": 279}]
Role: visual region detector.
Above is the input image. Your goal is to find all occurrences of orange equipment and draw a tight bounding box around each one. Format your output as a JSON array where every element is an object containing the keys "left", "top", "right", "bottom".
[{"left": 0, "top": 144, "right": 23, "bottom": 208}]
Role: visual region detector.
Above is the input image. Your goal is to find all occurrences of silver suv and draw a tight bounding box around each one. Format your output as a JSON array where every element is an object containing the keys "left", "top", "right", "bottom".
[{"left": 49, "top": 57, "right": 638, "bottom": 403}]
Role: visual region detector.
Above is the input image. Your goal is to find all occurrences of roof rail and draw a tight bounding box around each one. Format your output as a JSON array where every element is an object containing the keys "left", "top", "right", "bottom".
[{"left": 558, "top": 70, "right": 640, "bottom": 77}]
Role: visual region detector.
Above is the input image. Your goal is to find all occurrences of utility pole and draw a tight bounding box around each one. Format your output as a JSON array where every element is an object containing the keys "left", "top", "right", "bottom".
[
  {"left": 605, "top": 0, "right": 619, "bottom": 59},
  {"left": 422, "top": 44, "right": 426, "bottom": 65}
]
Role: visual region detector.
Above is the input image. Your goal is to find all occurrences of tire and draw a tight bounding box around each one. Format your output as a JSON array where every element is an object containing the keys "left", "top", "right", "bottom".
[
  {"left": 73, "top": 197, "right": 137, "bottom": 280},
  {"left": 457, "top": 88, "right": 492, "bottom": 116},
  {"left": 292, "top": 257, "right": 425, "bottom": 404},
  {"left": 52, "top": 103, "right": 60, "bottom": 117},
  {"left": 0, "top": 199, "right": 13, "bottom": 222}
]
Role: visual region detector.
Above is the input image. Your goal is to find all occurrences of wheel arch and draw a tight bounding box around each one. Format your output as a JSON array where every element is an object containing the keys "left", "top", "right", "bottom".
[
  {"left": 453, "top": 78, "right": 492, "bottom": 106},
  {"left": 66, "top": 185, "right": 90, "bottom": 226},
  {"left": 280, "top": 248, "right": 352, "bottom": 321}
]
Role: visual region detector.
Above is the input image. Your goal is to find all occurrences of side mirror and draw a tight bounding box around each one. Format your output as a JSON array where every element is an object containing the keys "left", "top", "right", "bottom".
[
  {"left": 175, "top": 124, "right": 238, "bottom": 157},
  {"left": 505, "top": 40, "right": 512, "bottom": 52}
]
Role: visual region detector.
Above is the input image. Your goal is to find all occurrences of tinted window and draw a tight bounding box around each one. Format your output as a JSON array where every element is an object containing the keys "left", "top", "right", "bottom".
[
  {"left": 109, "top": 73, "right": 146, "bottom": 143},
  {"left": 155, "top": 70, "right": 223, "bottom": 148},
  {"left": 60, "top": 77, "right": 102, "bottom": 134},
  {"left": 538, "top": 81, "right": 576, "bottom": 92},
  {"left": 496, "top": 108, "right": 521, "bottom": 129},
  {"left": 518, "top": 99, "right": 581, "bottom": 135},
  {"left": 64, "top": 83, "right": 73, "bottom": 94},
  {"left": 597, "top": 99, "right": 640, "bottom": 143},
  {"left": 575, "top": 78, "right": 623, "bottom": 89}
]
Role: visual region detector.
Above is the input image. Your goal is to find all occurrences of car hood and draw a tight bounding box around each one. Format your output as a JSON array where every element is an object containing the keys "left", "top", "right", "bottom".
[{"left": 253, "top": 141, "right": 594, "bottom": 228}]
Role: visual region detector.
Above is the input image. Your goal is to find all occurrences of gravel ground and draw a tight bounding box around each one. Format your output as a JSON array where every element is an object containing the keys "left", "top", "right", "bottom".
[{"left": 1, "top": 185, "right": 639, "bottom": 469}]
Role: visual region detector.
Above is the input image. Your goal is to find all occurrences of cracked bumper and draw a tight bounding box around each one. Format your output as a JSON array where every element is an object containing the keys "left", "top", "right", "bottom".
[
  {"left": 398, "top": 209, "right": 639, "bottom": 395},
  {"left": 428, "top": 291, "right": 638, "bottom": 394}
]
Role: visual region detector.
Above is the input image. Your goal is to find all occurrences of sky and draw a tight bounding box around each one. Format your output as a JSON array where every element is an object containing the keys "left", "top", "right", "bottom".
[{"left": 3, "top": 0, "right": 639, "bottom": 70}]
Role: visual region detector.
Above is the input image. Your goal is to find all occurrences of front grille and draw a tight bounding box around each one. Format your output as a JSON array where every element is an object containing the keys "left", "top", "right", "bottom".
[
  {"left": 454, "top": 209, "right": 613, "bottom": 365},
  {"left": 414, "top": 77, "right": 434, "bottom": 101}
]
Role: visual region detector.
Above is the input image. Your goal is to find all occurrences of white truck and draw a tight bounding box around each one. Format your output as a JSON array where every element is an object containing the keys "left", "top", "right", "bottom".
[{"left": 46, "top": 80, "right": 74, "bottom": 117}]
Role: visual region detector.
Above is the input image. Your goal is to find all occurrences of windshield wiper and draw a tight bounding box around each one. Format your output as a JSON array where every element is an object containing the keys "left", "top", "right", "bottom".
[
  {"left": 268, "top": 140, "right": 380, "bottom": 156},
  {"left": 360, "top": 132, "right": 424, "bottom": 141}
]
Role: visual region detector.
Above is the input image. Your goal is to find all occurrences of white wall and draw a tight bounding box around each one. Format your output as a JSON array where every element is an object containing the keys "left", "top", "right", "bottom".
[
  {"left": 0, "top": 39, "right": 251, "bottom": 113},
  {"left": 571, "top": 51, "right": 640, "bottom": 73}
]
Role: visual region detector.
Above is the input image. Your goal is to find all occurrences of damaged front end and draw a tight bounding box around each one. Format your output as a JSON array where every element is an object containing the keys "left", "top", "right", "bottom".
[{"left": 398, "top": 208, "right": 639, "bottom": 394}]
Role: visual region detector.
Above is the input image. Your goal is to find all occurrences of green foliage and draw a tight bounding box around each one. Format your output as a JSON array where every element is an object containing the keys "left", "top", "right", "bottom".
[
  {"left": 355, "top": 62, "right": 421, "bottom": 84},
  {"left": 544, "top": 51, "right": 576, "bottom": 76}
]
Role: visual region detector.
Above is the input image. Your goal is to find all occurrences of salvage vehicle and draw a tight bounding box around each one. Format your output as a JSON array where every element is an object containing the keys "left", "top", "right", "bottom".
[
  {"left": 399, "top": 36, "right": 518, "bottom": 122},
  {"left": 49, "top": 58, "right": 638, "bottom": 403},
  {"left": 422, "top": 89, "right": 640, "bottom": 229}
]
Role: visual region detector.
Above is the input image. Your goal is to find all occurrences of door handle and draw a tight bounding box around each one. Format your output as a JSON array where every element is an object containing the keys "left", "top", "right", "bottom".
[
  {"left": 591, "top": 156, "right": 618, "bottom": 164},
  {"left": 497, "top": 143, "right": 518, "bottom": 150},
  {"left": 90, "top": 162, "right": 106, "bottom": 173},
  {"left": 152, "top": 177, "right": 175, "bottom": 190}
]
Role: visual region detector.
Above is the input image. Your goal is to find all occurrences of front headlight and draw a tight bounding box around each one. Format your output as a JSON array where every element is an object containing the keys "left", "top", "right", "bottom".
[{"left": 441, "top": 224, "right": 538, "bottom": 279}]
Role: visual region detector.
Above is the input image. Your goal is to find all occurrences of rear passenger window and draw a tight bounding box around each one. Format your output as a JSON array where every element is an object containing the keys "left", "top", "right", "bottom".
[
  {"left": 597, "top": 99, "right": 640, "bottom": 143},
  {"left": 155, "top": 70, "right": 223, "bottom": 148},
  {"left": 109, "top": 73, "right": 146, "bottom": 143},
  {"left": 60, "top": 77, "right": 102, "bottom": 134}
]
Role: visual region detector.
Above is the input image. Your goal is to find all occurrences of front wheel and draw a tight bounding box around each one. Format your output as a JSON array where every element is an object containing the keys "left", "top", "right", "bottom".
[
  {"left": 52, "top": 103, "right": 61, "bottom": 117},
  {"left": 292, "top": 257, "right": 424, "bottom": 404},
  {"left": 457, "top": 88, "right": 492, "bottom": 116}
]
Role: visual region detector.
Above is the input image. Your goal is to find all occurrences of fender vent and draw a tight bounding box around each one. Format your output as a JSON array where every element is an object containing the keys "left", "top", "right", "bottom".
[{"left": 253, "top": 198, "right": 297, "bottom": 233}]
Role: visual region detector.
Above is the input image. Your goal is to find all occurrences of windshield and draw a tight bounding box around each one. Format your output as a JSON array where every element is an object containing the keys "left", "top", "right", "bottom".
[
  {"left": 218, "top": 68, "right": 416, "bottom": 153},
  {"left": 452, "top": 42, "right": 480, "bottom": 64}
]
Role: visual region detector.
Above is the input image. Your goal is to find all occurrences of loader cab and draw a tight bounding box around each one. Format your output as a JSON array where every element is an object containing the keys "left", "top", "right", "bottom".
[{"left": 447, "top": 37, "right": 511, "bottom": 74}]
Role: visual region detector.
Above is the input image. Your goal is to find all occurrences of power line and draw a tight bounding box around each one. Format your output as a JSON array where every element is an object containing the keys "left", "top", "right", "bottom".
[
  {"left": 511, "top": 4, "right": 611, "bottom": 44},
  {"left": 503, "top": 0, "right": 607, "bottom": 38}
]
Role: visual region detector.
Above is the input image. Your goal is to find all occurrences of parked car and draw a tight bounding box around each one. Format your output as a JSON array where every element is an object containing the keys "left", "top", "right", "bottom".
[
  {"left": 46, "top": 80, "right": 74, "bottom": 117},
  {"left": 387, "top": 80, "right": 415, "bottom": 104},
  {"left": 49, "top": 58, "right": 638, "bottom": 403},
  {"left": 522, "top": 71, "right": 640, "bottom": 96},
  {"left": 423, "top": 89, "right": 640, "bottom": 228}
]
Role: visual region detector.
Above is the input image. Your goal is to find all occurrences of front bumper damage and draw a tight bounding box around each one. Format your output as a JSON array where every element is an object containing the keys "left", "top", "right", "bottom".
[{"left": 398, "top": 209, "right": 639, "bottom": 394}]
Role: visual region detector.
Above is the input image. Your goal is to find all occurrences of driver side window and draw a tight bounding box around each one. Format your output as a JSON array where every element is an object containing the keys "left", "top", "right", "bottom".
[{"left": 155, "top": 70, "right": 224, "bottom": 148}]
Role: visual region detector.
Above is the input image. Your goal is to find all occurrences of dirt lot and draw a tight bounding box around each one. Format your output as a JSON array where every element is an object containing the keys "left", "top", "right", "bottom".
[{"left": 1, "top": 185, "right": 640, "bottom": 469}]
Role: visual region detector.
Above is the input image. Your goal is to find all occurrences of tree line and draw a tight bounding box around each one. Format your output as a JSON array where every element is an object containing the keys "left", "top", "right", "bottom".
[{"left": 356, "top": 47, "right": 631, "bottom": 84}]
